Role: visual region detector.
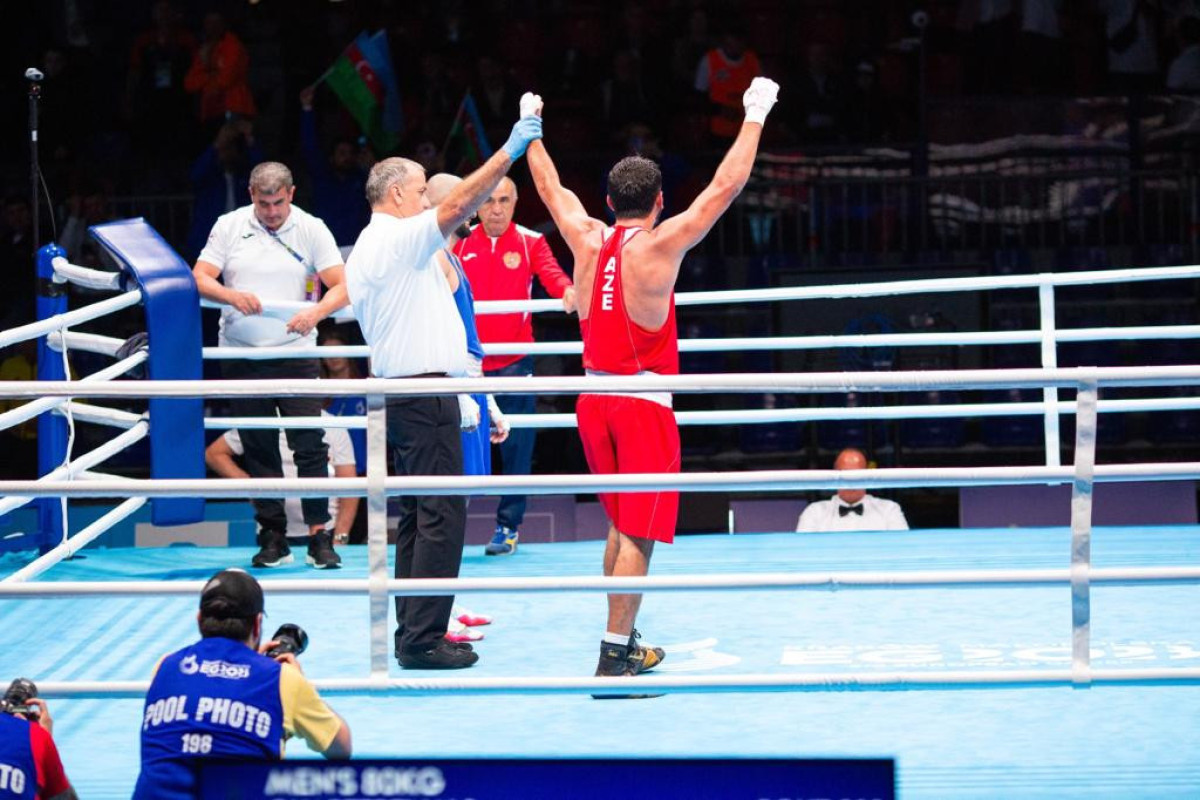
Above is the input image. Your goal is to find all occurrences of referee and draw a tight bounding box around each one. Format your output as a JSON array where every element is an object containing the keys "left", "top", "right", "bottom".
[{"left": 345, "top": 109, "right": 543, "bottom": 670}]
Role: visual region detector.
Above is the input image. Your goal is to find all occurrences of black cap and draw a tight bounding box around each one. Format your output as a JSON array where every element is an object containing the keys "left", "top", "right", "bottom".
[{"left": 199, "top": 569, "right": 264, "bottom": 620}]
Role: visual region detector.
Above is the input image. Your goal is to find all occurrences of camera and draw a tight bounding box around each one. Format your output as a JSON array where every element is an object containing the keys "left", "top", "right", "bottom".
[
  {"left": 0, "top": 678, "right": 40, "bottom": 721},
  {"left": 265, "top": 623, "right": 309, "bottom": 658}
]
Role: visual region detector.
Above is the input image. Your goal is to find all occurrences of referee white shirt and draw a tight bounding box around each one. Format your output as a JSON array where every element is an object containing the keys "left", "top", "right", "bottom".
[
  {"left": 796, "top": 494, "right": 909, "bottom": 533},
  {"left": 198, "top": 204, "right": 343, "bottom": 348},
  {"left": 345, "top": 209, "right": 467, "bottom": 378}
]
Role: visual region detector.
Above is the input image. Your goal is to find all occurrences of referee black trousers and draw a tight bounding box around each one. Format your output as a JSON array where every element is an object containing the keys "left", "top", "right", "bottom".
[{"left": 387, "top": 394, "right": 466, "bottom": 654}]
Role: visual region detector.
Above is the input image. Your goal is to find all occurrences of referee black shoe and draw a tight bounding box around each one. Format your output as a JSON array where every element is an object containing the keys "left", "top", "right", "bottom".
[
  {"left": 306, "top": 531, "right": 342, "bottom": 569},
  {"left": 397, "top": 640, "right": 479, "bottom": 669},
  {"left": 251, "top": 529, "right": 293, "bottom": 568}
]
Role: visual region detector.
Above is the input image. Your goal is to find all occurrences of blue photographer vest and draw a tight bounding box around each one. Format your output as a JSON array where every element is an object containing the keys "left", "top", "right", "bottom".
[
  {"left": 449, "top": 250, "right": 492, "bottom": 478},
  {"left": 133, "top": 637, "right": 284, "bottom": 800},
  {"left": 0, "top": 714, "right": 36, "bottom": 800}
]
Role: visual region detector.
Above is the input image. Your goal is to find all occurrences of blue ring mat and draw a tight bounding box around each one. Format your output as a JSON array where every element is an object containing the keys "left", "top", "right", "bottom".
[{"left": 1, "top": 525, "right": 1197, "bottom": 798}]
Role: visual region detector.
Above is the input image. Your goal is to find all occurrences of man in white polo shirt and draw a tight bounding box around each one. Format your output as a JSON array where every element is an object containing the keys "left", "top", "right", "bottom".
[
  {"left": 192, "top": 161, "right": 349, "bottom": 570},
  {"left": 345, "top": 109, "right": 542, "bottom": 670},
  {"left": 796, "top": 448, "right": 910, "bottom": 532}
]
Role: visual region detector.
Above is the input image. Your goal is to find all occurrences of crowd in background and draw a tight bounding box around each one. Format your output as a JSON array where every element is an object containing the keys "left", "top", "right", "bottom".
[{"left": 4, "top": 1, "right": 1200, "bottom": 264}]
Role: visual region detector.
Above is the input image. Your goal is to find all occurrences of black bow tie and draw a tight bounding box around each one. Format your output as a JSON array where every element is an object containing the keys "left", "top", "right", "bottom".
[{"left": 839, "top": 504, "right": 863, "bottom": 517}]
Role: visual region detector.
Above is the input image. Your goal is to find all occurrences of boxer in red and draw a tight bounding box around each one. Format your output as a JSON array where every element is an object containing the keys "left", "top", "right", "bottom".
[{"left": 523, "top": 77, "right": 780, "bottom": 689}]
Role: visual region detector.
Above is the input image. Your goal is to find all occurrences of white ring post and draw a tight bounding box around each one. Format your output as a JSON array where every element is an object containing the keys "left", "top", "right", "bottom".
[
  {"left": 366, "top": 393, "right": 389, "bottom": 680},
  {"left": 1038, "top": 281, "right": 1062, "bottom": 468},
  {"left": 1071, "top": 379, "right": 1098, "bottom": 687}
]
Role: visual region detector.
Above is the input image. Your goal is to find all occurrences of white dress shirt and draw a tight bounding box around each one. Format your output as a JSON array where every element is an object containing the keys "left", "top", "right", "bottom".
[
  {"left": 345, "top": 210, "right": 467, "bottom": 378},
  {"left": 796, "top": 494, "right": 910, "bottom": 533},
  {"left": 224, "top": 414, "right": 355, "bottom": 539},
  {"left": 198, "top": 204, "right": 343, "bottom": 348}
]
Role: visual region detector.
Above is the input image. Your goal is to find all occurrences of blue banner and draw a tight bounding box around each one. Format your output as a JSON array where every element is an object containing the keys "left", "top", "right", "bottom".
[{"left": 200, "top": 758, "right": 894, "bottom": 800}]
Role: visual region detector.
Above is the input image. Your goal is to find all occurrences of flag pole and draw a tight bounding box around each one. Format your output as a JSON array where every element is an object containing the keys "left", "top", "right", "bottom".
[{"left": 438, "top": 91, "right": 471, "bottom": 161}]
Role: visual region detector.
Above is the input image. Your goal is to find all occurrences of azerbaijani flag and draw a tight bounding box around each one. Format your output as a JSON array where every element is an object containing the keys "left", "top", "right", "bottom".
[
  {"left": 445, "top": 92, "right": 494, "bottom": 171},
  {"left": 322, "top": 31, "right": 401, "bottom": 153}
]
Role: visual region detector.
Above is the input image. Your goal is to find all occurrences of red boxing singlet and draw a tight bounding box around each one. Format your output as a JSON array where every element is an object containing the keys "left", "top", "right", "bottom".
[{"left": 580, "top": 226, "right": 679, "bottom": 376}]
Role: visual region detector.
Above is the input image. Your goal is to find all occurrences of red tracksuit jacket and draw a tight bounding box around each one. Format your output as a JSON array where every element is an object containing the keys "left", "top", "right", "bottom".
[{"left": 453, "top": 222, "right": 573, "bottom": 371}]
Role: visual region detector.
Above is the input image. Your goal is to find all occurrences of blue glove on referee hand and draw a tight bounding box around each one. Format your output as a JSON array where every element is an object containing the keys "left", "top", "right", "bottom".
[{"left": 501, "top": 115, "right": 542, "bottom": 161}]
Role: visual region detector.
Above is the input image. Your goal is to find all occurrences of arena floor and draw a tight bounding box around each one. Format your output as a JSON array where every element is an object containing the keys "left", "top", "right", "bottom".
[{"left": 2, "top": 526, "right": 1198, "bottom": 798}]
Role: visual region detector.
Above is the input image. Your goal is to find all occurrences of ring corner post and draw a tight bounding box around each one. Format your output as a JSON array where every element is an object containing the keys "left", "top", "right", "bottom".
[
  {"left": 88, "top": 219, "right": 206, "bottom": 527},
  {"left": 35, "top": 243, "right": 68, "bottom": 552}
]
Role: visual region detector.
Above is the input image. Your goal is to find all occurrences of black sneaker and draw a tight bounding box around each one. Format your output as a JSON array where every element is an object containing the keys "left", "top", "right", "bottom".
[
  {"left": 397, "top": 640, "right": 480, "bottom": 669},
  {"left": 592, "top": 641, "right": 662, "bottom": 700},
  {"left": 306, "top": 531, "right": 342, "bottom": 569},
  {"left": 252, "top": 529, "right": 292, "bottom": 568},
  {"left": 627, "top": 628, "right": 665, "bottom": 674}
]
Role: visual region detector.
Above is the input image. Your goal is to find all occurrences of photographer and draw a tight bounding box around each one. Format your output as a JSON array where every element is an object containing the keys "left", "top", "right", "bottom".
[
  {"left": 0, "top": 682, "right": 76, "bottom": 800},
  {"left": 133, "top": 569, "right": 351, "bottom": 798}
]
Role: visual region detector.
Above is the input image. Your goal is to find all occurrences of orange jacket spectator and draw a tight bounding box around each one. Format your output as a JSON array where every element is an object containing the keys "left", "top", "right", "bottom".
[{"left": 185, "top": 13, "right": 255, "bottom": 122}]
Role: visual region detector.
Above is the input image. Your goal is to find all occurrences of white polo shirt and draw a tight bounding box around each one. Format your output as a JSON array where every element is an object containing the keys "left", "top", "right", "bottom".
[
  {"left": 345, "top": 210, "right": 467, "bottom": 378},
  {"left": 198, "top": 204, "right": 343, "bottom": 348},
  {"left": 796, "top": 494, "right": 910, "bottom": 533},
  {"left": 224, "top": 415, "right": 355, "bottom": 539}
]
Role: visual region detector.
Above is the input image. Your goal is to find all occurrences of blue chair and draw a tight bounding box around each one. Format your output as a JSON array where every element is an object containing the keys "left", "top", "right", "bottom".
[
  {"left": 981, "top": 388, "right": 1042, "bottom": 448},
  {"left": 899, "top": 391, "right": 966, "bottom": 449},
  {"left": 817, "top": 391, "right": 872, "bottom": 451}
]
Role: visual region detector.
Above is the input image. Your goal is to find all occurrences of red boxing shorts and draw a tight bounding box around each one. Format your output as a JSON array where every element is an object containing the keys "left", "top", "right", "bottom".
[{"left": 576, "top": 393, "right": 680, "bottom": 543}]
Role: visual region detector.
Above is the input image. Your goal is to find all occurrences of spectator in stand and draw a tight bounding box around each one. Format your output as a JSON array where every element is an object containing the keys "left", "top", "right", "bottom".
[
  {"left": 958, "top": 0, "right": 1017, "bottom": 94},
  {"left": 1098, "top": 0, "right": 1163, "bottom": 95},
  {"left": 846, "top": 60, "right": 893, "bottom": 143},
  {"left": 185, "top": 119, "right": 264, "bottom": 261},
  {"left": 1016, "top": 0, "right": 1065, "bottom": 94},
  {"left": 474, "top": 54, "right": 521, "bottom": 150},
  {"left": 0, "top": 340, "right": 38, "bottom": 479},
  {"left": 0, "top": 689, "right": 76, "bottom": 800},
  {"left": 126, "top": 0, "right": 198, "bottom": 162},
  {"left": 1168, "top": 16, "right": 1200, "bottom": 90},
  {"left": 453, "top": 177, "right": 575, "bottom": 556},
  {"left": 671, "top": 7, "right": 713, "bottom": 93},
  {"left": 185, "top": 11, "right": 256, "bottom": 135},
  {"left": 60, "top": 187, "right": 114, "bottom": 268},
  {"left": 792, "top": 42, "right": 846, "bottom": 144},
  {"left": 299, "top": 86, "right": 370, "bottom": 249},
  {"left": 796, "top": 448, "right": 909, "bottom": 532},
  {"left": 601, "top": 50, "right": 656, "bottom": 131},
  {"left": 695, "top": 25, "right": 762, "bottom": 143},
  {"left": 0, "top": 196, "right": 36, "bottom": 329}
]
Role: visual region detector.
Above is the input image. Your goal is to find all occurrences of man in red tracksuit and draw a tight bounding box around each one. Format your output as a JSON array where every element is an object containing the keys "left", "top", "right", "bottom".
[{"left": 453, "top": 177, "right": 575, "bottom": 556}]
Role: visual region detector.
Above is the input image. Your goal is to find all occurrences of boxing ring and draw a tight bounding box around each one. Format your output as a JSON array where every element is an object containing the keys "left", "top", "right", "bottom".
[{"left": 1, "top": 220, "right": 1199, "bottom": 797}]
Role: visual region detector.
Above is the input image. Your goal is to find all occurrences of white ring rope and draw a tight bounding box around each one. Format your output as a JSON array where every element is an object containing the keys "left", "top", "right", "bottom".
[
  {"left": 0, "top": 289, "right": 141, "bottom": 350},
  {"left": 24, "top": 668, "right": 1200, "bottom": 700},
  {"left": 7, "top": 462, "right": 1200, "bottom": 500},
  {"left": 5, "top": 365, "right": 1200, "bottom": 402},
  {"left": 196, "top": 323, "right": 1200, "bottom": 361},
  {"left": 200, "top": 395, "right": 1200, "bottom": 432},
  {"left": 4, "top": 567, "right": 1199, "bottom": 593},
  {"left": 51, "top": 256, "right": 123, "bottom": 292},
  {"left": 187, "top": 262, "right": 1200, "bottom": 324},
  {"left": 0, "top": 351, "right": 148, "bottom": 435}
]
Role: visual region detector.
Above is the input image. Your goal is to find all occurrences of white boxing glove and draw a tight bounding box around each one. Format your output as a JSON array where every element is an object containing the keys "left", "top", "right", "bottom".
[
  {"left": 458, "top": 394, "right": 480, "bottom": 432},
  {"left": 486, "top": 395, "right": 510, "bottom": 440},
  {"left": 519, "top": 91, "right": 543, "bottom": 119},
  {"left": 743, "top": 77, "right": 780, "bottom": 125}
]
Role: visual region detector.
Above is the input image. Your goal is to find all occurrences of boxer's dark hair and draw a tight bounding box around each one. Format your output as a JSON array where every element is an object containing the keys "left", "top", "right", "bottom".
[{"left": 607, "top": 156, "right": 662, "bottom": 219}]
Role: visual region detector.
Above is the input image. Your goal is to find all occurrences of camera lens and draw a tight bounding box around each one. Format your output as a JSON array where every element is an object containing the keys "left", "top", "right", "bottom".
[{"left": 266, "top": 623, "right": 309, "bottom": 658}]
